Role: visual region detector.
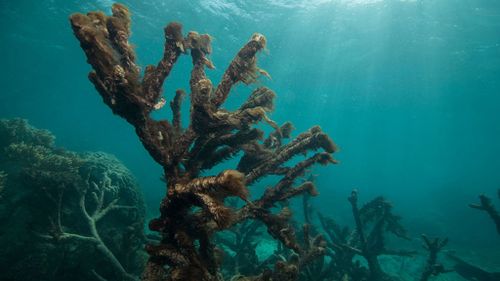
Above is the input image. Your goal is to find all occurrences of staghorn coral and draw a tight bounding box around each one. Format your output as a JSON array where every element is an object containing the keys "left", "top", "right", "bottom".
[
  {"left": 282, "top": 179, "right": 350, "bottom": 281},
  {"left": 345, "top": 190, "right": 414, "bottom": 281},
  {"left": 419, "top": 235, "right": 450, "bottom": 281},
  {"left": 234, "top": 208, "right": 328, "bottom": 281},
  {"left": 229, "top": 223, "right": 326, "bottom": 281},
  {"left": 70, "top": 3, "right": 337, "bottom": 280},
  {"left": 317, "top": 213, "right": 369, "bottom": 281},
  {"left": 296, "top": 224, "right": 328, "bottom": 278},
  {"left": 0, "top": 118, "right": 146, "bottom": 281},
  {"left": 38, "top": 173, "right": 139, "bottom": 281},
  {"left": 215, "top": 197, "right": 269, "bottom": 278},
  {"left": 217, "top": 218, "right": 265, "bottom": 277},
  {"left": 469, "top": 190, "right": 500, "bottom": 235},
  {"left": 300, "top": 190, "right": 414, "bottom": 281}
]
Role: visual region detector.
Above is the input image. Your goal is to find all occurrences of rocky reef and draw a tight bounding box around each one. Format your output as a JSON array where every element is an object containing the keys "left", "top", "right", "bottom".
[{"left": 0, "top": 118, "right": 146, "bottom": 281}]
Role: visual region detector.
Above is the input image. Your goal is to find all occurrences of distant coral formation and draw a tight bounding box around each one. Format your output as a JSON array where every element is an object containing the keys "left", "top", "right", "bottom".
[
  {"left": 470, "top": 190, "right": 500, "bottom": 235},
  {"left": 305, "top": 191, "right": 415, "bottom": 281},
  {"left": 0, "top": 118, "right": 146, "bottom": 281},
  {"left": 419, "top": 235, "right": 450, "bottom": 281},
  {"left": 70, "top": 3, "right": 337, "bottom": 280}
]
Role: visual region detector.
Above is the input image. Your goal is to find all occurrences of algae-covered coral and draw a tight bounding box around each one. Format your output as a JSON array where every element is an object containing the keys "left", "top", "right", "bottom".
[
  {"left": 0, "top": 118, "right": 146, "bottom": 281},
  {"left": 70, "top": 3, "right": 336, "bottom": 280}
]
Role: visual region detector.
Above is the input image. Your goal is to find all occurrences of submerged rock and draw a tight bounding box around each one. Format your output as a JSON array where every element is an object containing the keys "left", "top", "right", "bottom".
[{"left": 0, "top": 118, "right": 146, "bottom": 281}]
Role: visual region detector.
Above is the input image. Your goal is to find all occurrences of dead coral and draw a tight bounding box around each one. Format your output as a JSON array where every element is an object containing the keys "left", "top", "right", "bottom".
[
  {"left": 235, "top": 226, "right": 326, "bottom": 281},
  {"left": 419, "top": 235, "right": 450, "bottom": 281},
  {"left": 317, "top": 213, "right": 369, "bottom": 281},
  {"left": 217, "top": 217, "right": 265, "bottom": 277},
  {"left": 469, "top": 190, "right": 500, "bottom": 235},
  {"left": 220, "top": 186, "right": 327, "bottom": 281},
  {"left": 347, "top": 190, "right": 414, "bottom": 281},
  {"left": 297, "top": 224, "right": 328, "bottom": 273},
  {"left": 70, "top": 3, "right": 337, "bottom": 280}
]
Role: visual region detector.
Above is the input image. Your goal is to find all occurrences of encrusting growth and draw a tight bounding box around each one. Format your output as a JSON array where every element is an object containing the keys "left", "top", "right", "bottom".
[{"left": 70, "top": 3, "right": 337, "bottom": 280}]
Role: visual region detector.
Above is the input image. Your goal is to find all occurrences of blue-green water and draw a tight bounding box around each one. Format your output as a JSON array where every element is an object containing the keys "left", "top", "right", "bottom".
[{"left": 1, "top": 0, "right": 499, "bottom": 280}]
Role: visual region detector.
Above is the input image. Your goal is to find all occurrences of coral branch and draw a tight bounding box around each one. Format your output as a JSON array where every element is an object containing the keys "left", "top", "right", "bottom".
[
  {"left": 348, "top": 190, "right": 412, "bottom": 281},
  {"left": 211, "top": 34, "right": 267, "bottom": 108},
  {"left": 42, "top": 179, "right": 137, "bottom": 281},
  {"left": 170, "top": 89, "right": 185, "bottom": 131},
  {"left": 244, "top": 127, "right": 337, "bottom": 185},
  {"left": 469, "top": 191, "right": 500, "bottom": 234},
  {"left": 143, "top": 22, "right": 185, "bottom": 105}
]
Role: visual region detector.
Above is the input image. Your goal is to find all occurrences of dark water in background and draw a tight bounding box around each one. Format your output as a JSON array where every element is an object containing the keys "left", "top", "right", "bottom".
[{"left": 1, "top": 0, "right": 499, "bottom": 260}]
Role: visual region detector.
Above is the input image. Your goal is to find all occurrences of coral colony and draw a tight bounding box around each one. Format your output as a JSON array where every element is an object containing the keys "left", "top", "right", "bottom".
[
  {"left": 70, "top": 3, "right": 336, "bottom": 281},
  {"left": 0, "top": 119, "right": 146, "bottom": 280}
]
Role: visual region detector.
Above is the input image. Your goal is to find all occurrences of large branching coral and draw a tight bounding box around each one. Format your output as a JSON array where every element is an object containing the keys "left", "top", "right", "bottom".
[
  {"left": 70, "top": 3, "right": 337, "bottom": 280},
  {"left": 0, "top": 118, "right": 146, "bottom": 281},
  {"left": 294, "top": 190, "right": 414, "bottom": 281},
  {"left": 273, "top": 177, "right": 341, "bottom": 281}
]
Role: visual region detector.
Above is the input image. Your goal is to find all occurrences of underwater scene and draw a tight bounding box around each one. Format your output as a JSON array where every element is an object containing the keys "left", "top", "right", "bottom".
[{"left": 1, "top": 0, "right": 499, "bottom": 280}]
